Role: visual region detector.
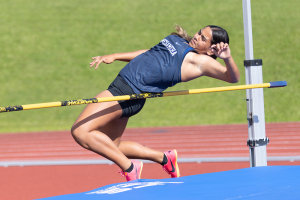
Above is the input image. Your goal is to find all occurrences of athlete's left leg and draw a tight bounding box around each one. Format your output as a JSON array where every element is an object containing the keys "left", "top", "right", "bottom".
[{"left": 118, "top": 140, "right": 164, "bottom": 163}]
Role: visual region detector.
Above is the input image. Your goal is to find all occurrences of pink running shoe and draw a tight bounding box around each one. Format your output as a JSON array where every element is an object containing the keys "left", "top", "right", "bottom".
[
  {"left": 162, "top": 149, "right": 180, "bottom": 178},
  {"left": 119, "top": 160, "right": 143, "bottom": 181}
]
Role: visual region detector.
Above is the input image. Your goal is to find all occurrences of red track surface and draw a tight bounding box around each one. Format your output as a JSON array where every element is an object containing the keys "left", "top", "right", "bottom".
[
  {"left": 1, "top": 122, "right": 300, "bottom": 161},
  {"left": 0, "top": 122, "right": 300, "bottom": 199}
]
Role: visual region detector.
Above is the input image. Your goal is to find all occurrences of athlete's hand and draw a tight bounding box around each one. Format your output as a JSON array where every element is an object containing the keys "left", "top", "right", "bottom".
[
  {"left": 90, "top": 54, "right": 116, "bottom": 69},
  {"left": 209, "top": 42, "right": 231, "bottom": 60}
]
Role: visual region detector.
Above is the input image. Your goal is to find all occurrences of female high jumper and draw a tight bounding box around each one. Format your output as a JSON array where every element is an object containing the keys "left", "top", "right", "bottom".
[{"left": 71, "top": 25, "right": 240, "bottom": 181}]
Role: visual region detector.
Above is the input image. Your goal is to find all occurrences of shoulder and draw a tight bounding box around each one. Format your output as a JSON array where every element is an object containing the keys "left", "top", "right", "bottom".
[
  {"left": 181, "top": 53, "right": 209, "bottom": 82},
  {"left": 185, "top": 52, "right": 215, "bottom": 66},
  {"left": 182, "top": 52, "right": 223, "bottom": 82}
]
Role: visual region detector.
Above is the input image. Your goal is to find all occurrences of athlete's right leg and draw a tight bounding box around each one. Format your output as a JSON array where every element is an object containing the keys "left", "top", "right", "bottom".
[{"left": 71, "top": 90, "right": 132, "bottom": 171}]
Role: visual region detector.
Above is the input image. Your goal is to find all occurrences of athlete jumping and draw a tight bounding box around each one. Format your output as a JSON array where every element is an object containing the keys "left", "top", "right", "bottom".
[{"left": 71, "top": 25, "right": 240, "bottom": 181}]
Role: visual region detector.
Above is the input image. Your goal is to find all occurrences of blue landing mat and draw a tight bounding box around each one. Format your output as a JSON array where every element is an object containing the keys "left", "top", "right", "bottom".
[{"left": 41, "top": 166, "right": 300, "bottom": 200}]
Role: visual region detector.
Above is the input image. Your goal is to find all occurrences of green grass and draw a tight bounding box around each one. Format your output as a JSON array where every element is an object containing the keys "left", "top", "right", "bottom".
[{"left": 0, "top": 0, "right": 299, "bottom": 133}]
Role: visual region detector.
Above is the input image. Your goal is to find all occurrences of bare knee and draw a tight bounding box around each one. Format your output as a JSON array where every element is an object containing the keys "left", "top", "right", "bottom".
[{"left": 71, "top": 125, "right": 90, "bottom": 149}]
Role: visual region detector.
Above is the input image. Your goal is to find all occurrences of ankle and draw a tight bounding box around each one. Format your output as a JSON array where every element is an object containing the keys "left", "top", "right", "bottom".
[
  {"left": 161, "top": 154, "right": 168, "bottom": 166},
  {"left": 124, "top": 162, "right": 134, "bottom": 173}
]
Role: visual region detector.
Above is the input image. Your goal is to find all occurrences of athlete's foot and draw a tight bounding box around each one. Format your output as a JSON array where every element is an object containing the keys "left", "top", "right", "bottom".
[
  {"left": 119, "top": 160, "right": 143, "bottom": 181},
  {"left": 162, "top": 149, "right": 180, "bottom": 178}
]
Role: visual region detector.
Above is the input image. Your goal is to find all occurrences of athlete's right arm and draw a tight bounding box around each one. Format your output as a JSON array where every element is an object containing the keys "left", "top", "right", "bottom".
[{"left": 90, "top": 49, "right": 148, "bottom": 69}]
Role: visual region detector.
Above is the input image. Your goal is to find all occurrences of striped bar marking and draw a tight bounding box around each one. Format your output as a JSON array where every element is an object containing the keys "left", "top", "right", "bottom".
[{"left": 0, "top": 81, "right": 286, "bottom": 113}]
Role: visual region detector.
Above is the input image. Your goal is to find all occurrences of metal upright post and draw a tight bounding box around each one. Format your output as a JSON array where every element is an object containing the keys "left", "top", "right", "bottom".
[{"left": 242, "top": 0, "right": 268, "bottom": 167}]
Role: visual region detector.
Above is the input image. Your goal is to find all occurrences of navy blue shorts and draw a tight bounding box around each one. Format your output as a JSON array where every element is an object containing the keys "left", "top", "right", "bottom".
[{"left": 107, "top": 74, "right": 146, "bottom": 118}]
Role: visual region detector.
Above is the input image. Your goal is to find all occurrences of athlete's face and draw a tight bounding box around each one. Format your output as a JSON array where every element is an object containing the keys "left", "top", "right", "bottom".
[{"left": 189, "top": 26, "right": 213, "bottom": 55}]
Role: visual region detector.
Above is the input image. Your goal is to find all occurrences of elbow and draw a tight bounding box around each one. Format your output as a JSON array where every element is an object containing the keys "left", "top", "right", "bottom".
[
  {"left": 231, "top": 77, "right": 240, "bottom": 83},
  {"left": 228, "top": 75, "right": 240, "bottom": 83}
]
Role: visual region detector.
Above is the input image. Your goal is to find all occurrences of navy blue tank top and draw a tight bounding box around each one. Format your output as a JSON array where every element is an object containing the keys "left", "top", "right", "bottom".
[{"left": 119, "top": 35, "right": 196, "bottom": 94}]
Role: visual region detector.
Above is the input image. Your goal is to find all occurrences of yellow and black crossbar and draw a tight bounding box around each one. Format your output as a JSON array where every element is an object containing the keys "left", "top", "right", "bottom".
[{"left": 0, "top": 81, "right": 287, "bottom": 113}]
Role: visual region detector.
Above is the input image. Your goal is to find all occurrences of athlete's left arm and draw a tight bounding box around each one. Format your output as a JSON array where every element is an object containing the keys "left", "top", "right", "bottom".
[
  {"left": 90, "top": 49, "right": 148, "bottom": 69},
  {"left": 202, "top": 43, "right": 240, "bottom": 83}
]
